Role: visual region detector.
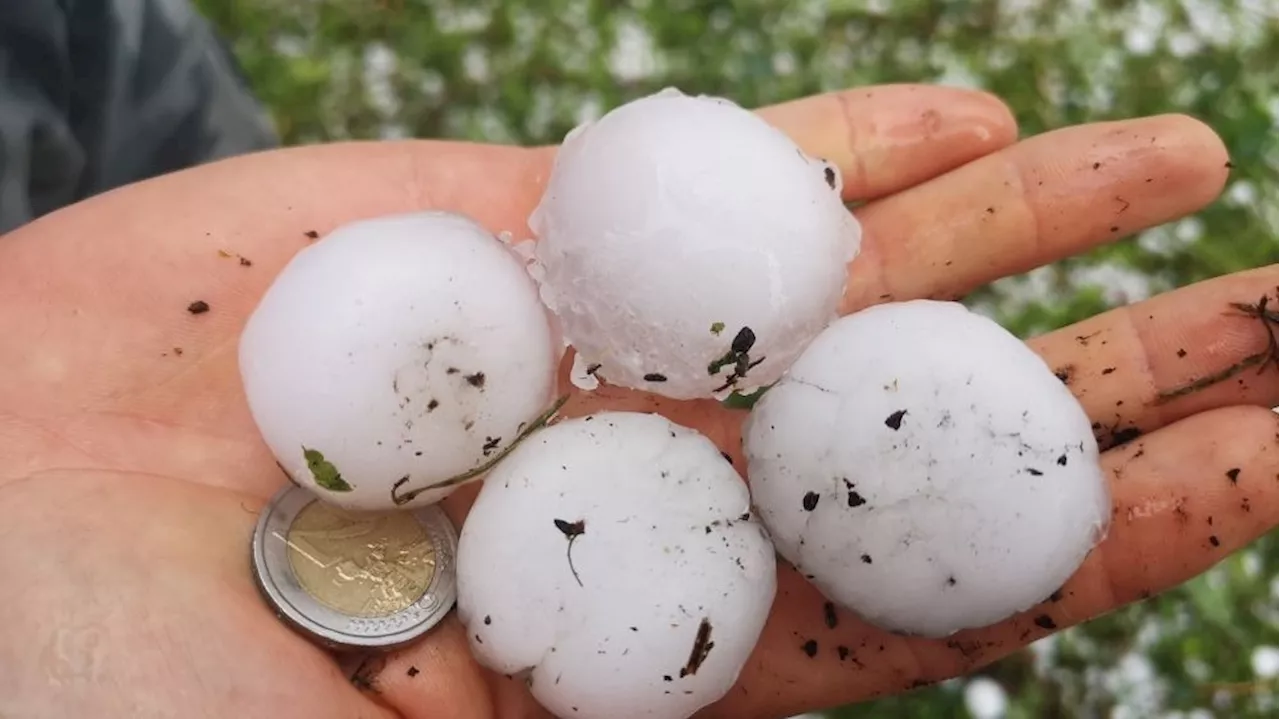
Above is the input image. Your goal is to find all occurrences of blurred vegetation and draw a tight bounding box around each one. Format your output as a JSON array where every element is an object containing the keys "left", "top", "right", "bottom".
[{"left": 194, "top": 0, "right": 1277, "bottom": 716}]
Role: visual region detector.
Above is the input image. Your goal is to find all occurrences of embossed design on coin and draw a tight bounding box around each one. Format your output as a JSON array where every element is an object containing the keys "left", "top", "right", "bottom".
[
  {"left": 251, "top": 485, "right": 457, "bottom": 650},
  {"left": 285, "top": 501, "right": 436, "bottom": 618}
]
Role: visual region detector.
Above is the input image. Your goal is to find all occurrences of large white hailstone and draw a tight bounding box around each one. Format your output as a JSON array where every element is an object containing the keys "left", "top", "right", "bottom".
[
  {"left": 457, "top": 412, "right": 777, "bottom": 719},
  {"left": 239, "top": 211, "right": 562, "bottom": 511},
  {"left": 742, "top": 300, "right": 1110, "bottom": 638},
  {"left": 528, "top": 87, "right": 862, "bottom": 401}
]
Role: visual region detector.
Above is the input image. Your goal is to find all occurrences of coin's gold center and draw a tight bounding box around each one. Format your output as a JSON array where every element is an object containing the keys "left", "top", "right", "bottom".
[{"left": 284, "top": 501, "right": 436, "bottom": 618}]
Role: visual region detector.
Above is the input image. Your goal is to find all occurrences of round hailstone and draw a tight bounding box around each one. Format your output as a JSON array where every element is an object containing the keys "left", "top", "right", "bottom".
[
  {"left": 528, "top": 87, "right": 862, "bottom": 401},
  {"left": 239, "top": 211, "right": 562, "bottom": 511},
  {"left": 742, "top": 300, "right": 1109, "bottom": 638},
  {"left": 457, "top": 412, "right": 777, "bottom": 719}
]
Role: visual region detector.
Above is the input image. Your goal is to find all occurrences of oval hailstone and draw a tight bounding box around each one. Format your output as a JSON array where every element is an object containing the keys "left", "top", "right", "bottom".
[
  {"left": 239, "top": 211, "right": 562, "bottom": 511},
  {"left": 528, "top": 87, "right": 862, "bottom": 401},
  {"left": 742, "top": 300, "right": 1109, "bottom": 638},
  {"left": 457, "top": 412, "right": 776, "bottom": 719}
]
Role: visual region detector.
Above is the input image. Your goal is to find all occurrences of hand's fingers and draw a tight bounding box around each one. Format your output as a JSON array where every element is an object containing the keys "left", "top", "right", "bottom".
[
  {"left": 374, "top": 615, "right": 545, "bottom": 719},
  {"left": 752, "top": 84, "right": 1018, "bottom": 200},
  {"left": 843, "top": 114, "right": 1231, "bottom": 311},
  {"left": 525, "top": 84, "right": 1018, "bottom": 204},
  {"left": 1027, "top": 267, "right": 1278, "bottom": 449},
  {"left": 709, "top": 404, "right": 1278, "bottom": 719}
]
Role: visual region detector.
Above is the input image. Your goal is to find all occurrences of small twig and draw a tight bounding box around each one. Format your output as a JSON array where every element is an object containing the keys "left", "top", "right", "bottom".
[
  {"left": 391, "top": 394, "right": 570, "bottom": 505},
  {"left": 1155, "top": 296, "right": 1278, "bottom": 404}
]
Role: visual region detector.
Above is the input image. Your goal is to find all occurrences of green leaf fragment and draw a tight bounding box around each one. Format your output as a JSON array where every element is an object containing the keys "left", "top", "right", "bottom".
[
  {"left": 303, "top": 447, "right": 353, "bottom": 492},
  {"left": 721, "top": 385, "right": 772, "bottom": 410},
  {"left": 710, "top": 321, "right": 725, "bottom": 335}
]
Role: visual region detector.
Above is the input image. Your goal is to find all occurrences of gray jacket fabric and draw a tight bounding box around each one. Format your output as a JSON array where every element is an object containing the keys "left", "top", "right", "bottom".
[{"left": 0, "top": 0, "right": 279, "bottom": 233}]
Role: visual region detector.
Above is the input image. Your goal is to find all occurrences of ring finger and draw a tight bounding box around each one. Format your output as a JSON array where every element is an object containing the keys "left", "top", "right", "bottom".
[{"left": 1026, "top": 266, "right": 1278, "bottom": 447}]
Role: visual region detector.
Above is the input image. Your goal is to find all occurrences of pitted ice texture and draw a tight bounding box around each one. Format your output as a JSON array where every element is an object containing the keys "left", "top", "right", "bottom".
[
  {"left": 456, "top": 412, "right": 777, "bottom": 719},
  {"left": 529, "top": 87, "right": 861, "bottom": 401},
  {"left": 743, "top": 300, "right": 1110, "bottom": 638},
  {"left": 238, "top": 211, "right": 562, "bottom": 511}
]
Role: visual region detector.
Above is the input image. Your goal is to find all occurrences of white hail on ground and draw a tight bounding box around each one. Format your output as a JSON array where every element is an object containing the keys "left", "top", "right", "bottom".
[
  {"left": 743, "top": 299, "right": 1110, "bottom": 638},
  {"left": 239, "top": 211, "right": 562, "bottom": 511}
]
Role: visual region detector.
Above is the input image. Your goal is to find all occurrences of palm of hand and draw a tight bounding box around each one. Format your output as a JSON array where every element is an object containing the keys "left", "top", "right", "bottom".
[{"left": 0, "top": 86, "right": 1275, "bottom": 719}]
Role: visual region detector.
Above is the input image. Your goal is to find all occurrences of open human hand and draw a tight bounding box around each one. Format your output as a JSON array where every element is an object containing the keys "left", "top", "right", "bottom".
[{"left": 0, "top": 84, "right": 1274, "bottom": 719}]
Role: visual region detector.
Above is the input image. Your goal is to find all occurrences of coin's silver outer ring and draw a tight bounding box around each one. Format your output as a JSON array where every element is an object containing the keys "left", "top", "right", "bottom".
[{"left": 251, "top": 485, "right": 458, "bottom": 652}]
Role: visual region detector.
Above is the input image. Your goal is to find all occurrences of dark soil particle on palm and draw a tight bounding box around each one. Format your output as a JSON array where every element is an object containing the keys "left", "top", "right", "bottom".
[
  {"left": 1173, "top": 498, "right": 1191, "bottom": 524},
  {"left": 348, "top": 655, "right": 385, "bottom": 693},
  {"left": 304, "top": 230, "right": 320, "bottom": 239},
  {"left": 1057, "top": 454, "right": 1069, "bottom": 466},
  {"left": 1226, "top": 468, "right": 1241, "bottom": 484},
  {"left": 1026, "top": 467, "right": 1044, "bottom": 476},
  {"left": 824, "top": 166, "right": 837, "bottom": 189},
  {"left": 1209, "top": 535, "right": 1220, "bottom": 547},
  {"left": 1033, "top": 614, "right": 1058, "bottom": 630},
  {"left": 643, "top": 373, "right": 668, "bottom": 382},
  {"left": 802, "top": 491, "right": 820, "bottom": 511},
  {"left": 1110, "top": 426, "right": 1142, "bottom": 446},
  {"left": 483, "top": 615, "right": 492, "bottom": 625},
  {"left": 945, "top": 639, "right": 982, "bottom": 660},
  {"left": 406, "top": 666, "right": 419, "bottom": 677},
  {"left": 860, "top": 554, "right": 873, "bottom": 565},
  {"left": 1048, "top": 588, "right": 1065, "bottom": 602},
  {"left": 884, "top": 409, "right": 907, "bottom": 430},
  {"left": 1177, "top": 348, "right": 1187, "bottom": 358},
  {"left": 1074, "top": 331, "right": 1100, "bottom": 346},
  {"left": 801, "top": 639, "right": 818, "bottom": 658},
  {"left": 426, "top": 399, "right": 439, "bottom": 411},
  {"left": 186, "top": 300, "right": 210, "bottom": 314},
  {"left": 1053, "top": 365, "right": 1074, "bottom": 384},
  {"left": 719, "top": 451, "right": 734, "bottom": 465},
  {"left": 823, "top": 602, "right": 838, "bottom": 629},
  {"left": 465, "top": 371, "right": 486, "bottom": 388},
  {"left": 1094, "top": 419, "right": 1142, "bottom": 450}
]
